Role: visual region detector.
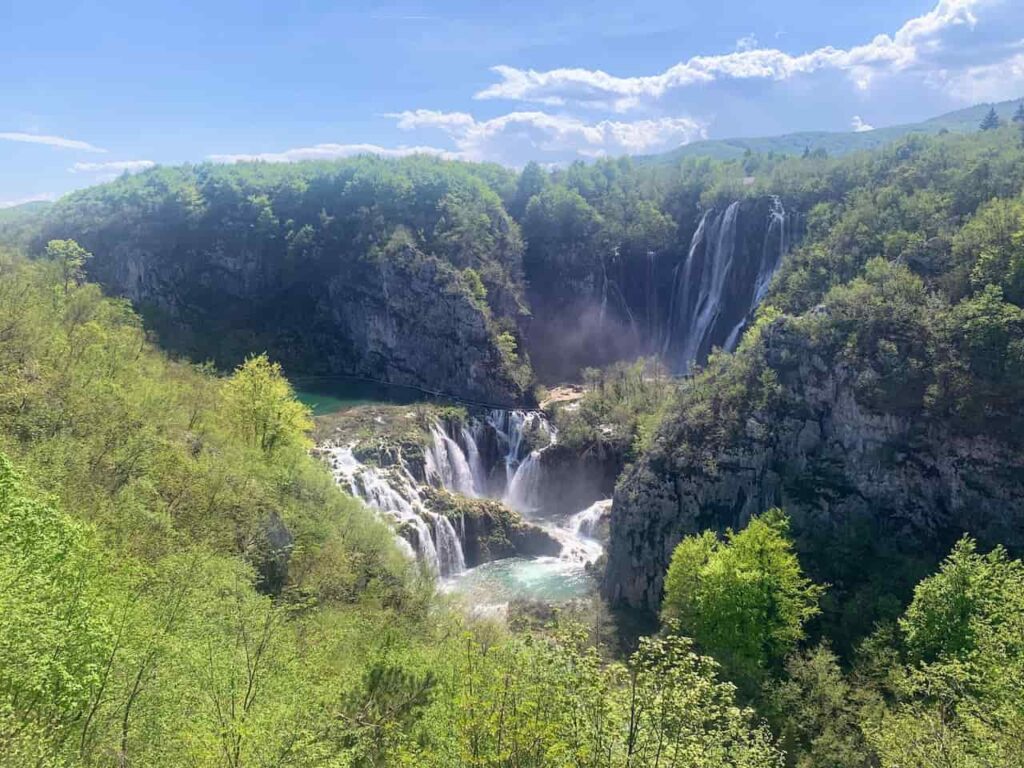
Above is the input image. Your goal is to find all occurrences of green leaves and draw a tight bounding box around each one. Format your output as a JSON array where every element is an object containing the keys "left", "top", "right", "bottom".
[
  {"left": 662, "top": 510, "right": 825, "bottom": 695},
  {"left": 0, "top": 453, "right": 111, "bottom": 763},
  {"left": 222, "top": 353, "right": 313, "bottom": 454},
  {"left": 868, "top": 538, "right": 1024, "bottom": 767}
]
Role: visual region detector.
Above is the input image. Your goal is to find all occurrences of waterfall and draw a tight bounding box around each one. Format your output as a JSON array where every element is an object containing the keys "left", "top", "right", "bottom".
[
  {"left": 428, "top": 511, "right": 466, "bottom": 576},
  {"left": 483, "top": 409, "right": 557, "bottom": 516},
  {"left": 326, "top": 445, "right": 448, "bottom": 576},
  {"left": 505, "top": 452, "right": 543, "bottom": 515},
  {"left": 662, "top": 197, "right": 795, "bottom": 374},
  {"left": 425, "top": 424, "right": 477, "bottom": 497},
  {"left": 460, "top": 425, "right": 488, "bottom": 496},
  {"left": 754, "top": 196, "right": 788, "bottom": 304},
  {"left": 678, "top": 202, "right": 740, "bottom": 373},
  {"left": 662, "top": 210, "right": 710, "bottom": 362},
  {"left": 325, "top": 408, "right": 564, "bottom": 581},
  {"left": 569, "top": 499, "right": 612, "bottom": 539}
]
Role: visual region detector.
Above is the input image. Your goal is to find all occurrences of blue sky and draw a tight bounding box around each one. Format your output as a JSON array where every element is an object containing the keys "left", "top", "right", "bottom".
[{"left": 2, "top": 0, "right": 1023, "bottom": 205}]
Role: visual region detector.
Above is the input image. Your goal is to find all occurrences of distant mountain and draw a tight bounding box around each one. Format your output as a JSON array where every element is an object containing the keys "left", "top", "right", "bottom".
[{"left": 647, "top": 99, "right": 1024, "bottom": 163}]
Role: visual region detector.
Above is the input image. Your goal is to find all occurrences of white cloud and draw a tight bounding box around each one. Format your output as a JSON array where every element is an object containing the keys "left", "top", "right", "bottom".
[
  {"left": 70, "top": 160, "right": 156, "bottom": 174},
  {"left": 0, "top": 132, "right": 106, "bottom": 153},
  {"left": 938, "top": 51, "right": 1024, "bottom": 102},
  {"left": 851, "top": 115, "right": 875, "bottom": 132},
  {"left": 390, "top": 109, "right": 706, "bottom": 164},
  {"left": 736, "top": 34, "right": 759, "bottom": 52},
  {"left": 0, "top": 193, "right": 55, "bottom": 209},
  {"left": 207, "top": 142, "right": 454, "bottom": 164},
  {"left": 475, "top": 0, "right": 990, "bottom": 107}
]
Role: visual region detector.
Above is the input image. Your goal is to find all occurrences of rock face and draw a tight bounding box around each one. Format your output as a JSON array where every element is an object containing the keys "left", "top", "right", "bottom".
[
  {"left": 604, "top": 319, "right": 1024, "bottom": 614},
  {"left": 83, "top": 241, "right": 525, "bottom": 405},
  {"left": 39, "top": 161, "right": 531, "bottom": 406},
  {"left": 535, "top": 443, "right": 622, "bottom": 518}
]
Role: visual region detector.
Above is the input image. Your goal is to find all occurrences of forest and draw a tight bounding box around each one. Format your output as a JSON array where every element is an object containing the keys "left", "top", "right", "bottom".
[{"left": 2, "top": 114, "right": 1024, "bottom": 767}]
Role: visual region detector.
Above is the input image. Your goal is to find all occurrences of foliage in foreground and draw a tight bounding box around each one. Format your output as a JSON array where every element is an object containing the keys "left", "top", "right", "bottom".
[
  {"left": 0, "top": 251, "right": 784, "bottom": 767},
  {"left": 662, "top": 510, "right": 825, "bottom": 696}
]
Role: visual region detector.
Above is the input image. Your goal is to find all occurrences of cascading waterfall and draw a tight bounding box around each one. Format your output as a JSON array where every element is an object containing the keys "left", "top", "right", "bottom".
[
  {"left": 505, "top": 453, "right": 543, "bottom": 515},
  {"left": 326, "top": 409, "right": 609, "bottom": 612},
  {"left": 425, "top": 424, "right": 478, "bottom": 497},
  {"left": 326, "top": 410, "right": 558, "bottom": 579},
  {"left": 326, "top": 446, "right": 444, "bottom": 575},
  {"left": 569, "top": 499, "right": 612, "bottom": 539},
  {"left": 428, "top": 511, "right": 466, "bottom": 575},
  {"left": 662, "top": 197, "right": 797, "bottom": 374},
  {"left": 485, "top": 409, "right": 557, "bottom": 515},
  {"left": 460, "top": 425, "right": 487, "bottom": 495}
]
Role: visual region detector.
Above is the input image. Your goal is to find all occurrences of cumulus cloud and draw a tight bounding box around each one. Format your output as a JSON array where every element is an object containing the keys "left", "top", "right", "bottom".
[
  {"left": 0, "top": 193, "right": 55, "bottom": 209},
  {"left": 851, "top": 115, "right": 875, "bottom": 132},
  {"left": 207, "top": 142, "right": 453, "bottom": 164},
  {"left": 0, "top": 132, "right": 106, "bottom": 152},
  {"left": 390, "top": 109, "right": 707, "bottom": 165},
  {"left": 70, "top": 160, "right": 156, "bottom": 174},
  {"left": 475, "top": 0, "right": 990, "bottom": 108},
  {"left": 937, "top": 51, "right": 1024, "bottom": 102}
]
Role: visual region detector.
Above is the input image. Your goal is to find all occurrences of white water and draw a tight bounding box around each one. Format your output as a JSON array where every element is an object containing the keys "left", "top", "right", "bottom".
[
  {"left": 428, "top": 510, "right": 466, "bottom": 576},
  {"left": 443, "top": 498, "right": 611, "bottom": 612},
  {"left": 425, "top": 424, "right": 478, "bottom": 497},
  {"left": 569, "top": 499, "right": 612, "bottom": 539},
  {"left": 664, "top": 197, "right": 793, "bottom": 373},
  {"left": 326, "top": 445, "right": 446, "bottom": 575},
  {"left": 326, "top": 410, "right": 604, "bottom": 607}
]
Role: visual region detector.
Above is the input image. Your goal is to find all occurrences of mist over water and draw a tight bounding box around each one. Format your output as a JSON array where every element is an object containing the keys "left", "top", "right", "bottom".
[{"left": 527, "top": 196, "right": 800, "bottom": 381}]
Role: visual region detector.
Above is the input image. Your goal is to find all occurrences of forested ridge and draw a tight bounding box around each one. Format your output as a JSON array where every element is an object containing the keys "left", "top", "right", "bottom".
[{"left": 2, "top": 115, "right": 1024, "bottom": 766}]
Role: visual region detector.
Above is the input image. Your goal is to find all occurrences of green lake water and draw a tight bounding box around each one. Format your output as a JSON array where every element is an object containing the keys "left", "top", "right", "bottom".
[
  {"left": 293, "top": 377, "right": 432, "bottom": 415},
  {"left": 443, "top": 556, "right": 597, "bottom": 605}
]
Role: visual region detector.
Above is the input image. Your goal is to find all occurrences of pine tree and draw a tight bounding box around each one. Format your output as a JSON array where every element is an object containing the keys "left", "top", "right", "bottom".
[
  {"left": 1013, "top": 102, "right": 1024, "bottom": 124},
  {"left": 980, "top": 107, "right": 1001, "bottom": 131}
]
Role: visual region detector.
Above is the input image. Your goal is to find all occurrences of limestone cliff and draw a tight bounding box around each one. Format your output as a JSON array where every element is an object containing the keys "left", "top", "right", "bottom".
[
  {"left": 38, "top": 160, "right": 531, "bottom": 405},
  {"left": 604, "top": 317, "right": 1024, "bottom": 618}
]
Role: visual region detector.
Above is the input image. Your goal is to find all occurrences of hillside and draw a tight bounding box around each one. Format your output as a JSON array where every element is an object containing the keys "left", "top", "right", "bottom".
[
  {"left": 35, "top": 157, "right": 533, "bottom": 405},
  {"left": 645, "top": 98, "right": 1024, "bottom": 162},
  {"left": 607, "top": 124, "right": 1024, "bottom": 649},
  {"left": 4, "top": 119, "right": 1024, "bottom": 766}
]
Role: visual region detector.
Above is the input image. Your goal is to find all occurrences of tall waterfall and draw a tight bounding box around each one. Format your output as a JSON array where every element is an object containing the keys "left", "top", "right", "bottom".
[{"left": 662, "top": 196, "right": 797, "bottom": 374}]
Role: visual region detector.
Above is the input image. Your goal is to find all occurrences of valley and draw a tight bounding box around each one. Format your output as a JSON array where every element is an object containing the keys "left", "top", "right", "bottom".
[{"left": 3, "top": 112, "right": 1024, "bottom": 766}]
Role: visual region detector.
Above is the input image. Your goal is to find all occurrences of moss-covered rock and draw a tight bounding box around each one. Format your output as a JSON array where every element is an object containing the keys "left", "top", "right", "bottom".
[{"left": 421, "top": 488, "right": 560, "bottom": 566}]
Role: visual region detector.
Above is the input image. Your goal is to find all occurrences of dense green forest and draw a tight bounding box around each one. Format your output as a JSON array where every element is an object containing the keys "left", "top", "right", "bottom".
[{"left": 3, "top": 116, "right": 1024, "bottom": 767}]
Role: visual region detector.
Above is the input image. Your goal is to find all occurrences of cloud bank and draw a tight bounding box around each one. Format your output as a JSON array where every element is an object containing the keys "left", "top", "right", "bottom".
[
  {"left": 474, "top": 0, "right": 993, "bottom": 108},
  {"left": 390, "top": 109, "right": 706, "bottom": 164}
]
